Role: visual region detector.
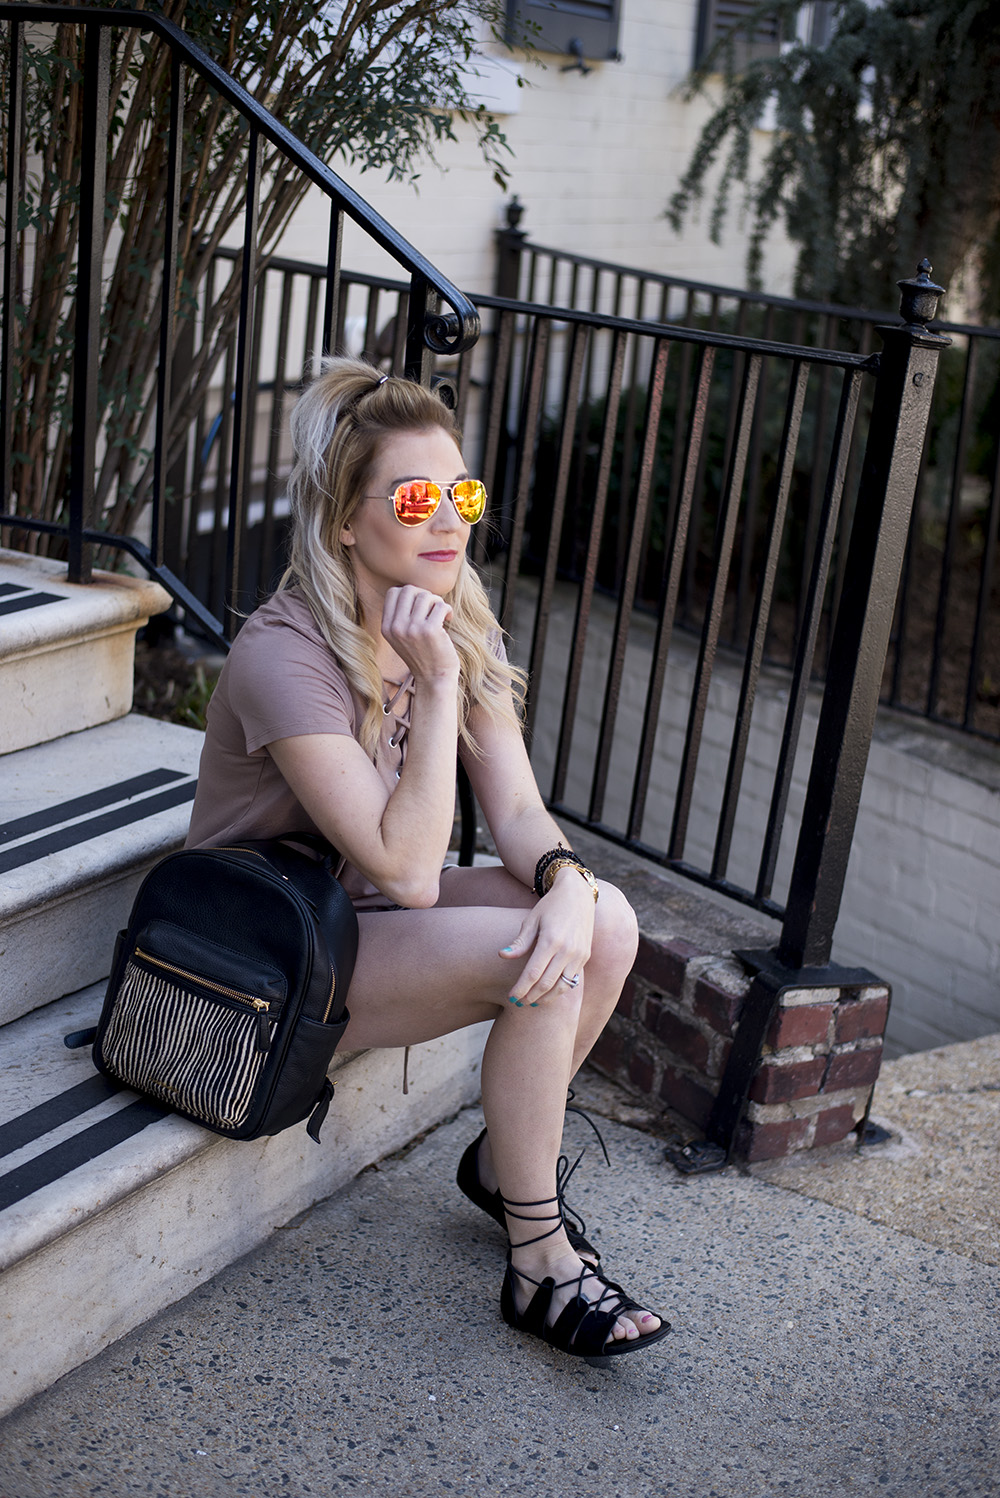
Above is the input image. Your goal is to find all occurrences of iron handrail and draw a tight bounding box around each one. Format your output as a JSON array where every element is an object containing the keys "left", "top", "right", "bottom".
[
  {"left": 465, "top": 290, "right": 879, "bottom": 368},
  {"left": 0, "top": 4, "right": 480, "bottom": 358},
  {"left": 513, "top": 235, "right": 1000, "bottom": 340}
]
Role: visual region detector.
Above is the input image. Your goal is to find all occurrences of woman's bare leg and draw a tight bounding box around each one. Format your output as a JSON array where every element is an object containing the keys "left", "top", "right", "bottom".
[
  {"left": 340, "top": 870, "right": 658, "bottom": 1344},
  {"left": 434, "top": 866, "right": 637, "bottom": 1206}
]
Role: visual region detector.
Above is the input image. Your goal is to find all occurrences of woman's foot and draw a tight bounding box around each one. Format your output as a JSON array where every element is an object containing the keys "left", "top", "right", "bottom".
[
  {"left": 509, "top": 1245, "right": 663, "bottom": 1345},
  {"left": 499, "top": 1195, "right": 669, "bottom": 1365}
]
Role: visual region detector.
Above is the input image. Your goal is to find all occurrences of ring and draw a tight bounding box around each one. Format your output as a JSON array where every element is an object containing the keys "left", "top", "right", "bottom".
[{"left": 560, "top": 972, "right": 581, "bottom": 988}]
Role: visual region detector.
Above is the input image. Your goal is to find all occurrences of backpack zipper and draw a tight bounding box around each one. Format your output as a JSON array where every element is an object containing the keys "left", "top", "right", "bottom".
[{"left": 133, "top": 948, "right": 272, "bottom": 1052}]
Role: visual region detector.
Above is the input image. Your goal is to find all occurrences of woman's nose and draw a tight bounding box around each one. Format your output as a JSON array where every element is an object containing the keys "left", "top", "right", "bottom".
[{"left": 431, "top": 491, "right": 467, "bottom": 532}]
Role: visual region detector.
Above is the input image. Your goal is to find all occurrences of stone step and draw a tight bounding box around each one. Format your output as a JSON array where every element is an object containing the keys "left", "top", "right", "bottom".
[
  {"left": 0, "top": 981, "right": 489, "bottom": 1418},
  {"left": 0, "top": 548, "right": 170, "bottom": 754},
  {"left": 0, "top": 713, "right": 203, "bottom": 1026}
]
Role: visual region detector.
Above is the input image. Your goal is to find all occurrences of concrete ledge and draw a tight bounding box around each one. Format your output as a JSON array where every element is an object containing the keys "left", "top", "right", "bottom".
[
  {"left": 0, "top": 982, "right": 489, "bottom": 1417},
  {"left": 0, "top": 715, "right": 203, "bottom": 1023},
  {"left": 0, "top": 549, "right": 170, "bottom": 752}
]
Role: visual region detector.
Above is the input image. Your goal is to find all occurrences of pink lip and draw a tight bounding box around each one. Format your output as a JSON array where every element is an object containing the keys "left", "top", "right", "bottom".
[{"left": 419, "top": 550, "right": 458, "bottom": 561}]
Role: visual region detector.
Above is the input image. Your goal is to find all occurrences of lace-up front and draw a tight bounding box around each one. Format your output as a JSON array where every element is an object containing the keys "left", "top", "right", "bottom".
[{"left": 382, "top": 674, "right": 414, "bottom": 778}]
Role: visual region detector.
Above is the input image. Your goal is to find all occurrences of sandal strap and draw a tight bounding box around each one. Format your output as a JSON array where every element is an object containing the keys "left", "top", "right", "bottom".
[
  {"left": 507, "top": 1260, "right": 625, "bottom": 1357},
  {"left": 500, "top": 1193, "right": 564, "bottom": 1251}
]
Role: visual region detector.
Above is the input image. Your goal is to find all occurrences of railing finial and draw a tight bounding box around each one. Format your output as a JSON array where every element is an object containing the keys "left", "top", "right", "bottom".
[
  {"left": 505, "top": 195, "right": 525, "bottom": 232},
  {"left": 897, "top": 258, "right": 945, "bottom": 332}
]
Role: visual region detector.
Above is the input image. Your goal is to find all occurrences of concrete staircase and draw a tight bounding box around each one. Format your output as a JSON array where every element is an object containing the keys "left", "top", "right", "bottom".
[{"left": 0, "top": 548, "right": 488, "bottom": 1418}]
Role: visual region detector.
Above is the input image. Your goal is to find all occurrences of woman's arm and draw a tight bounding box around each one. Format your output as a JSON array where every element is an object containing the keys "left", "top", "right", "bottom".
[
  {"left": 268, "top": 586, "right": 460, "bottom": 908},
  {"left": 462, "top": 703, "right": 598, "bottom": 1005}
]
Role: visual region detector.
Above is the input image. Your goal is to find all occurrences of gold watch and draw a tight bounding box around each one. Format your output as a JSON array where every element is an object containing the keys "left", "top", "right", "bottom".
[{"left": 542, "top": 857, "right": 599, "bottom": 903}]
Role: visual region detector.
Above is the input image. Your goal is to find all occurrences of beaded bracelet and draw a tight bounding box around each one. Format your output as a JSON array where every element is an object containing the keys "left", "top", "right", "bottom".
[{"left": 533, "top": 844, "right": 584, "bottom": 898}]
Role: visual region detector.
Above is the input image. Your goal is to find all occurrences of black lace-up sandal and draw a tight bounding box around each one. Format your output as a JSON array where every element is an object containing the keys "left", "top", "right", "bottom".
[
  {"left": 456, "top": 1128, "right": 603, "bottom": 1266},
  {"left": 499, "top": 1193, "right": 671, "bottom": 1368}
]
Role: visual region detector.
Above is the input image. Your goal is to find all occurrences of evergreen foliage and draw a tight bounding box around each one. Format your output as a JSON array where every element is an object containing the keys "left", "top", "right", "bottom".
[{"left": 668, "top": 1, "right": 1000, "bottom": 320}]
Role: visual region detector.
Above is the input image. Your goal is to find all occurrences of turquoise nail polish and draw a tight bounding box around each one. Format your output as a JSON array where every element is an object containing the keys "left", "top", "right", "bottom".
[
  {"left": 508, "top": 997, "right": 522, "bottom": 1006},
  {"left": 501, "top": 945, "right": 515, "bottom": 955}
]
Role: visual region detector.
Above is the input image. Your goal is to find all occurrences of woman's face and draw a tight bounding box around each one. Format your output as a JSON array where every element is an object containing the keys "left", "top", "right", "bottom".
[{"left": 341, "top": 426, "right": 472, "bottom": 614}]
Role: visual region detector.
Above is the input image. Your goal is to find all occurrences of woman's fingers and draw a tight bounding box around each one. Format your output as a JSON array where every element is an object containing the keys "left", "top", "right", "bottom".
[
  {"left": 381, "top": 586, "right": 457, "bottom": 677},
  {"left": 503, "top": 935, "right": 588, "bottom": 1007}
]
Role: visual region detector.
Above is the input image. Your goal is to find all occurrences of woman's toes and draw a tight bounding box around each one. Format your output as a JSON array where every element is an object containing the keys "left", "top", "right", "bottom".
[{"left": 610, "top": 1316, "right": 638, "bottom": 1342}]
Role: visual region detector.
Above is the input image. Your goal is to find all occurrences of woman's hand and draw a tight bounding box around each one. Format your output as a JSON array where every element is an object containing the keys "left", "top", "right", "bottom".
[
  {"left": 498, "top": 867, "right": 597, "bottom": 1006},
  {"left": 381, "top": 585, "right": 459, "bottom": 684}
]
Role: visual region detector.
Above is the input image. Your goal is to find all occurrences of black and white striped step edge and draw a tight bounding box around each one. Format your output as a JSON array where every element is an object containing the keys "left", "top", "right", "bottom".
[
  {"left": 0, "top": 580, "right": 68, "bottom": 617},
  {"left": 1, "top": 714, "right": 203, "bottom": 1025}
]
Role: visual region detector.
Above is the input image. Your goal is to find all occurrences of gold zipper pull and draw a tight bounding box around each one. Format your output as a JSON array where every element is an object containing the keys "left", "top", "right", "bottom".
[{"left": 252, "top": 998, "right": 271, "bottom": 1053}]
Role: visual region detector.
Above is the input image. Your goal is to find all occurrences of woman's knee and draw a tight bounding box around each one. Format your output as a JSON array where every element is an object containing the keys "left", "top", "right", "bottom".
[{"left": 590, "top": 881, "right": 639, "bottom": 977}]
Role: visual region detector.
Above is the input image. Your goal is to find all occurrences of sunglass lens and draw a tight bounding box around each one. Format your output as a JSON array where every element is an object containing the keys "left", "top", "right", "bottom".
[
  {"left": 452, "top": 480, "right": 487, "bottom": 523},
  {"left": 393, "top": 481, "right": 441, "bottom": 525}
]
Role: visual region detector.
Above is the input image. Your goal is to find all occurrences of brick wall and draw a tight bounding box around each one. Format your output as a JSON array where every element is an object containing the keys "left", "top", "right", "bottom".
[
  {"left": 516, "top": 585, "right": 1000, "bottom": 1060},
  {"left": 574, "top": 858, "right": 891, "bottom": 1162}
]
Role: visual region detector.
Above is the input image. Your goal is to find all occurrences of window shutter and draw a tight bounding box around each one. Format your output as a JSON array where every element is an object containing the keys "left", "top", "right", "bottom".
[
  {"left": 506, "top": 0, "right": 622, "bottom": 62},
  {"left": 695, "top": 0, "right": 782, "bottom": 65}
]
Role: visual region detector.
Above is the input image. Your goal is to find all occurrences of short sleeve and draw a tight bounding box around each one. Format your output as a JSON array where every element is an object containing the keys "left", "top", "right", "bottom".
[{"left": 222, "top": 593, "right": 358, "bottom": 755}]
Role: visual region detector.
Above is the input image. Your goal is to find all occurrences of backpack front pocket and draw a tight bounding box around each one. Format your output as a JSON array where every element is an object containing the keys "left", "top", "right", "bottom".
[{"left": 100, "top": 937, "right": 286, "bottom": 1130}]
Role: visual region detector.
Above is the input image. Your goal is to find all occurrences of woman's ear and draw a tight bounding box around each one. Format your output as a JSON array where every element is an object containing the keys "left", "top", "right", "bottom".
[{"left": 340, "top": 520, "right": 354, "bottom": 548}]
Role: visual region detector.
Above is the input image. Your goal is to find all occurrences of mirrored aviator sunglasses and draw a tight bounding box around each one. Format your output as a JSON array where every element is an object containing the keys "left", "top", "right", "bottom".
[{"left": 390, "top": 479, "right": 487, "bottom": 527}]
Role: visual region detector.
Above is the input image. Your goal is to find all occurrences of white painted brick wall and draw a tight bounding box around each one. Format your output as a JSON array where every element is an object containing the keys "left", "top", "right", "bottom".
[
  {"left": 273, "top": 0, "right": 797, "bottom": 299},
  {"left": 507, "top": 581, "right": 1000, "bottom": 1058}
]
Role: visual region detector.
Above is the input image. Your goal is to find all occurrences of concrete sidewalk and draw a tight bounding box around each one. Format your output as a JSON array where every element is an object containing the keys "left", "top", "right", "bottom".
[{"left": 0, "top": 1039, "right": 997, "bottom": 1498}]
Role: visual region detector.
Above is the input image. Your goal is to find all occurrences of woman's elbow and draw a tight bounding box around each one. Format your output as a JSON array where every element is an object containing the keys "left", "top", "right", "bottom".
[{"left": 381, "top": 871, "right": 441, "bottom": 909}]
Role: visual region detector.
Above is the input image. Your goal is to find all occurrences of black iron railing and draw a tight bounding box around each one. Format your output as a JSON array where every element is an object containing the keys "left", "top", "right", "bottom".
[
  {"left": 0, "top": 9, "right": 955, "bottom": 1060},
  {"left": 134, "top": 233, "right": 950, "bottom": 972},
  {"left": 497, "top": 212, "right": 1000, "bottom": 744},
  {"left": 454, "top": 268, "right": 950, "bottom": 972},
  {"left": 0, "top": 5, "right": 479, "bottom": 648}
]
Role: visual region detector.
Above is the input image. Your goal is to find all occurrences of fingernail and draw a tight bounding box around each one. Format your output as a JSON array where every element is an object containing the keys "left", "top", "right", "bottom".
[
  {"left": 529, "top": 1001, "right": 538, "bottom": 1007},
  {"left": 508, "top": 997, "right": 522, "bottom": 1006},
  {"left": 501, "top": 945, "right": 515, "bottom": 955}
]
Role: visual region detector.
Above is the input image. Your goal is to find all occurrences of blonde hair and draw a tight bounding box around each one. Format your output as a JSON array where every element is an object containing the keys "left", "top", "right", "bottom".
[{"left": 280, "top": 355, "right": 525, "bottom": 758}]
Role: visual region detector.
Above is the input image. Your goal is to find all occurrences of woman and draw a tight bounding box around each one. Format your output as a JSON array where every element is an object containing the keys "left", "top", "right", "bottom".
[{"left": 187, "top": 357, "right": 669, "bottom": 1366}]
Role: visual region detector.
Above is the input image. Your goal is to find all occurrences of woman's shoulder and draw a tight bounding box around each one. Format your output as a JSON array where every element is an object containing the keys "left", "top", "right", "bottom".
[
  {"left": 240, "top": 586, "right": 323, "bottom": 639},
  {"left": 226, "top": 590, "right": 351, "bottom": 693}
]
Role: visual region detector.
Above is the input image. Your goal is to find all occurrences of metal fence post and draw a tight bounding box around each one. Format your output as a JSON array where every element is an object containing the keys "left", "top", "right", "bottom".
[
  {"left": 779, "top": 261, "right": 951, "bottom": 969},
  {"left": 668, "top": 262, "right": 952, "bottom": 1175},
  {"left": 495, "top": 196, "right": 527, "bottom": 301}
]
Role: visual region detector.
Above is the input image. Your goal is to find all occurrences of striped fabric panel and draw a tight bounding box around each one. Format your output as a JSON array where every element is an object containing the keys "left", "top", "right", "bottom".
[{"left": 102, "top": 961, "right": 269, "bottom": 1129}]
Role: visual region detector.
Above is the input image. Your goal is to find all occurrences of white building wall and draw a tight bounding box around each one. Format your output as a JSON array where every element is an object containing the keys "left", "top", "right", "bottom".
[{"left": 274, "top": 0, "right": 797, "bottom": 302}]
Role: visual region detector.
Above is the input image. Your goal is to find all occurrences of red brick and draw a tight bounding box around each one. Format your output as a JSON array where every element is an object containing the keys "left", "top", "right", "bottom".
[
  {"left": 650, "top": 1007, "right": 711, "bottom": 1070},
  {"left": 693, "top": 976, "right": 746, "bottom": 1035},
  {"left": 767, "top": 1003, "right": 834, "bottom": 1050},
  {"left": 824, "top": 1047, "right": 883, "bottom": 1091},
  {"left": 736, "top": 1114, "right": 812, "bottom": 1162},
  {"left": 834, "top": 993, "right": 890, "bottom": 1045},
  {"left": 616, "top": 976, "right": 639, "bottom": 1020},
  {"left": 636, "top": 935, "right": 706, "bottom": 996},
  {"left": 813, "top": 1104, "right": 858, "bottom": 1148},
  {"left": 641, "top": 992, "right": 664, "bottom": 1033},
  {"left": 590, "top": 1027, "right": 625, "bottom": 1080},
  {"left": 659, "top": 1066, "right": 714, "bottom": 1129},
  {"left": 628, "top": 1044, "right": 656, "bottom": 1096},
  {"left": 749, "top": 1057, "right": 827, "bottom": 1104}
]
